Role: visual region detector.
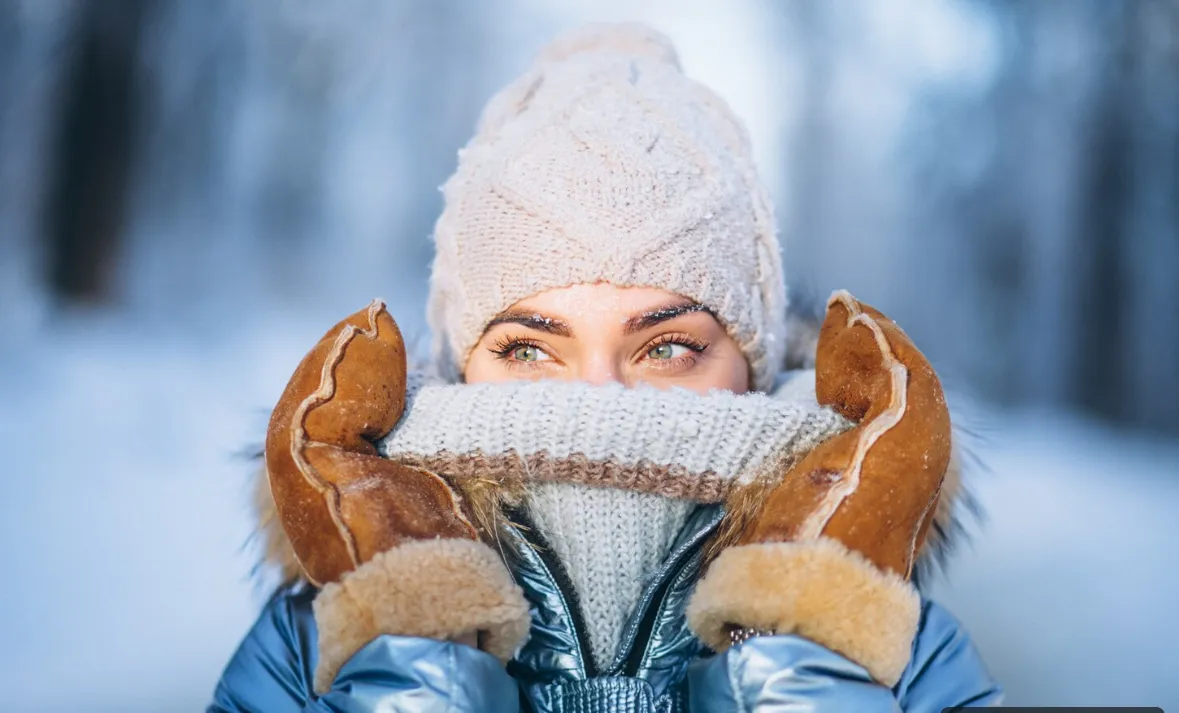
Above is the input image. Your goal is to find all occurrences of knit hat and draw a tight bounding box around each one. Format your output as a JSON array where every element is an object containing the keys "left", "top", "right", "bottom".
[{"left": 427, "top": 23, "right": 787, "bottom": 391}]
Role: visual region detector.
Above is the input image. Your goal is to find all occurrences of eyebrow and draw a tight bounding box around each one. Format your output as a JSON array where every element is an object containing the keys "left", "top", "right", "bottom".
[
  {"left": 483, "top": 310, "right": 573, "bottom": 337},
  {"left": 482, "top": 301, "right": 712, "bottom": 339},
  {"left": 623, "top": 302, "right": 711, "bottom": 335}
]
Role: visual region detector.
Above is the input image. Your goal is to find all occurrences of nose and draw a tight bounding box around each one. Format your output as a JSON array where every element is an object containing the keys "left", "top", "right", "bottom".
[{"left": 577, "top": 354, "right": 624, "bottom": 387}]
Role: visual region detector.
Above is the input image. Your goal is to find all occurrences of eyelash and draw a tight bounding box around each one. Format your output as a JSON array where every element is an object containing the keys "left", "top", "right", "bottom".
[
  {"left": 642, "top": 333, "right": 709, "bottom": 370},
  {"left": 487, "top": 333, "right": 710, "bottom": 370},
  {"left": 489, "top": 336, "right": 551, "bottom": 369}
]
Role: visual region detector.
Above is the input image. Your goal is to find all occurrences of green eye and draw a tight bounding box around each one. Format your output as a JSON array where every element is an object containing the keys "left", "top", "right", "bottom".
[
  {"left": 648, "top": 343, "right": 688, "bottom": 360},
  {"left": 512, "top": 345, "right": 543, "bottom": 362}
]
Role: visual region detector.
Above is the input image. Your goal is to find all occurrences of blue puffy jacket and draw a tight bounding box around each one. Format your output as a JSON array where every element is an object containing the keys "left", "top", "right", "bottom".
[{"left": 209, "top": 505, "right": 1001, "bottom": 712}]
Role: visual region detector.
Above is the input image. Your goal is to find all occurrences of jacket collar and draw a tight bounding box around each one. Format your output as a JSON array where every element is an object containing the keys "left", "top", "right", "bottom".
[{"left": 504, "top": 503, "right": 724, "bottom": 690}]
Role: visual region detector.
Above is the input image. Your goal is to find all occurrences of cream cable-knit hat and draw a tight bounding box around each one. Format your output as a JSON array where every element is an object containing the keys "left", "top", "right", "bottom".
[{"left": 427, "top": 23, "right": 787, "bottom": 391}]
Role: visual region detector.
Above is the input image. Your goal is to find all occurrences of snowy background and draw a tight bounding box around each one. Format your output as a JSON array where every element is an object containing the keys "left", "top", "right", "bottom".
[{"left": 1, "top": 1, "right": 1177, "bottom": 710}]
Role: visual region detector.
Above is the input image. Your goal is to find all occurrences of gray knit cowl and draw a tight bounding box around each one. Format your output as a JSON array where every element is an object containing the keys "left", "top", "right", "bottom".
[{"left": 377, "top": 370, "right": 852, "bottom": 670}]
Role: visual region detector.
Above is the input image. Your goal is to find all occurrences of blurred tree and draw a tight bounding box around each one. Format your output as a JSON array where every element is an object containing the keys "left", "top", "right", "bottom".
[
  {"left": 1048, "top": 0, "right": 1179, "bottom": 433},
  {"left": 8, "top": 0, "right": 1177, "bottom": 432},
  {"left": 904, "top": 0, "right": 1179, "bottom": 433},
  {"left": 1073, "top": 2, "right": 1133, "bottom": 423},
  {"left": 108, "top": 0, "right": 491, "bottom": 324},
  {"left": 42, "top": 0, "right": 149, "bottom": 304},
  {"left": 1114, "top": 0, "right": 1179, "bottom": 433}
]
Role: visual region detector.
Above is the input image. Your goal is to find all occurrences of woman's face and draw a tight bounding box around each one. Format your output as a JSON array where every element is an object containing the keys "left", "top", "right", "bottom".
[{"left": 464, "top": 283, "right": 750, "bottom": 395}]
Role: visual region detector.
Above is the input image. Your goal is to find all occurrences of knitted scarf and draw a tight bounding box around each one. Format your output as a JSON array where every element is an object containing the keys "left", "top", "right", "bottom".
[{"left": 376, "top": 369, "right": 853, "bottom": 668}]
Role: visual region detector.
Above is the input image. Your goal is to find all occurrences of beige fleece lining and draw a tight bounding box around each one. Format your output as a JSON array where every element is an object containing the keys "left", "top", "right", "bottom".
[
  {"left": 311, "top": 538, "right": 531, "bottom": 694},
  {"left": 686, "top": 537, "right": 920, "bottom": 687}
]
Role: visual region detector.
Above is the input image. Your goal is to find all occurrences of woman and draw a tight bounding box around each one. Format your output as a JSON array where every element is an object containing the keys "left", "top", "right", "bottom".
[{"left": 210, "top": 24, "right": 1001, "bottom": 712}]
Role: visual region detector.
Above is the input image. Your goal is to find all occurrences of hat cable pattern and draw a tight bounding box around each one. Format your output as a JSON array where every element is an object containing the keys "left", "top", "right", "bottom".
[{"left": 427, "top": 23, "right": 787, "bottom": 391}]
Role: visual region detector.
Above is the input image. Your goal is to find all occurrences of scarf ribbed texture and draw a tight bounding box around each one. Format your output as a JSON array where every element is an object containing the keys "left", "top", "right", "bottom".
[{"left": 377, "top": 370, "right": 851, "bottom": 669}]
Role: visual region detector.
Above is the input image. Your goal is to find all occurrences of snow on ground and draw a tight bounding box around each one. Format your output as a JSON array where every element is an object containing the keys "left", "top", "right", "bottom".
[
  {"left": 0, "top": 304, "right": 390, "bottom": 713},
  {"left": 929, "top": 409, "right": 1179, "bottom": 708},
  {"left": 1, "top": 311, "right": 1176, "bottom": 712}
]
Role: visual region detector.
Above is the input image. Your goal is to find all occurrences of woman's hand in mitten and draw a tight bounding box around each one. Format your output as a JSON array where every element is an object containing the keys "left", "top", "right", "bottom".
[
  {"left": 265, "top": 300, "right": 530, "bottom": 693},
  {"left": 688, "top": 290, "right": 950, "bottom": 687}
]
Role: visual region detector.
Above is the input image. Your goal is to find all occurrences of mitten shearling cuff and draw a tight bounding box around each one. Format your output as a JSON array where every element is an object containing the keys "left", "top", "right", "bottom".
[
  {"left": 311, "top": 538, "right": 531, "bottom": 694},
  {"left": 686, "top": 537, "right": 920, "bottom": 687}
]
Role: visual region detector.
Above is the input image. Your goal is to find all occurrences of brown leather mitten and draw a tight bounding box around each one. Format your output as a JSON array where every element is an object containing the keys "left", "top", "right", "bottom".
[
  {"left": 687, "top": 290, "right": 950, "bottom": 686},
  {"left": 265, "top": 300, "right": 530, "bottom": 693}
]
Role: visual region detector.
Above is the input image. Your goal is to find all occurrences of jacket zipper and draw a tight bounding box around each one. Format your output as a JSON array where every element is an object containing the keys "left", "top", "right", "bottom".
[
  {"left": 505, "top": 506, "right": 600, "bottom": 678},
  {"left": 610, "top": 506, "right": 724, "bottom": 677}
]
